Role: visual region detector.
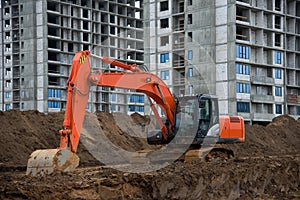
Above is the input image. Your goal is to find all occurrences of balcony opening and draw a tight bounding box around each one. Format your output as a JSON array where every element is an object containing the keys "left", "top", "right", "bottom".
[
  {"left": 47, "top": 1, "right": 59, "bottom": 12},
  {"left": 48, "top": 26, "right": 59, "bottom": 37},
  {"left": 48, "top": 63, "right": 60, "bottom": 74},
  {"left": 48, "top": 76, "right": 59, "bottom": 86},
  {"left": 236, "top": 6, "right": 250, "bottom": 23},
  {"left": 48, "top": 39, "right": 60, "bottom": 49},
  {"left": 47, "top": 13, "right": 59, "bottom": 25},
  {"left": 48, "top": 52, "right": 59, "bottom": 62},
  {"left": 236, "top": 26, "right": 249, "bottom": 41}
]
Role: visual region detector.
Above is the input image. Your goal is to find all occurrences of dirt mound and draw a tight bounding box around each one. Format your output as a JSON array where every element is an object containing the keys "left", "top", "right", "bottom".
[
  {"left": 0, "top": 110, "right": 300, "bottom": 199},
  {"left": 219, "top": 114, "right": 300, "bottom": 158}
]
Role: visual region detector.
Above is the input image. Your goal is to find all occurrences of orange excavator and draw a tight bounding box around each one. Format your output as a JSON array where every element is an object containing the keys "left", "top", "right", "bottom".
[{"left": 26, "top": 50, "right": 244, "bottom": 175}]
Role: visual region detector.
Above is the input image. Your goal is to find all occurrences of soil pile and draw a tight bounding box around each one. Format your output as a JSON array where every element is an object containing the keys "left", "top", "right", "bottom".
[
  {"left": 0, "top": 110, "right": 299, "bottom": 199},
  {"left": 220, "top": 115, "right": 300, "bottom": 158}
]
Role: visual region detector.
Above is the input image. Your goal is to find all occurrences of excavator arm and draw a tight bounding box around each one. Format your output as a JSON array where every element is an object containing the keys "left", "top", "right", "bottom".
[
  {"left": 27, "top": 50, "right": 178, "bottom": 175},
  {"left": 61, "top": 50, "right": 178, "bottom": 153}
]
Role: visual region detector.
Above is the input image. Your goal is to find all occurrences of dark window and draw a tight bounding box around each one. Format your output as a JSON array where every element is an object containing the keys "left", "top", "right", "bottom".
[
  {"left": 188, "top": 14, "right": 193, "bottom": 24},
  {"left": 237, "top": 102, "right": 250, "bottom": 113},
  {"left": 275, "top": 104, "right": 282, "bottom": 114},
  {"left": 160, "top": 18, "right": 169, "bottom": 28},
  {"left": 160, "top": 36, "right": 169, "bottom": 46},
  {"left": 160, "top": 1, "right": 168, "bottom": 11}
]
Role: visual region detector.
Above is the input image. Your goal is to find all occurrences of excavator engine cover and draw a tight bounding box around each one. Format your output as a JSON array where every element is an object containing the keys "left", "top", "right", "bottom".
[{"left": 26, "top": 148, "right": 79, "bottom": 176}]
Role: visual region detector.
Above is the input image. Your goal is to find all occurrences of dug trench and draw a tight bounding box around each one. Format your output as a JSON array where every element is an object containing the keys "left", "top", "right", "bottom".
[{"left": 0, "top": 110, "right": 299, "bottom": 199}]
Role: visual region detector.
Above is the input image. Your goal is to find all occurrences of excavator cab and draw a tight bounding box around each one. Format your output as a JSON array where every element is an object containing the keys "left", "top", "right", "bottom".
[{"left": 147, "top": 94, "right": 220, "bottom": 145}]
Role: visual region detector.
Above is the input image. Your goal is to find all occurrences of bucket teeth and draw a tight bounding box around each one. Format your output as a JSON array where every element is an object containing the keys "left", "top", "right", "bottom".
[{"left": 26, "top": 148, "right": 79, "bottom": 176}]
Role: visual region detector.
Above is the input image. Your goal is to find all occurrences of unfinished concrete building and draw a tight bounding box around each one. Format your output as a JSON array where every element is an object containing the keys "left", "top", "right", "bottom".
[
  {"left": 144, "top": 0, "right": 300, "bottom": 122},
  {"left": 0, "top": 0, "right": 144, "bottom": 114}
]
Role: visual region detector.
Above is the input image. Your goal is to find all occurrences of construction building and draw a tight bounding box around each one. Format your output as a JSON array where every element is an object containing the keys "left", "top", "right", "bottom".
[
  {"left": 0, "top": 0, "right": 144, "bottom": 114},
  {"left": 144, "top": 0, "right": 300, "bottom": 122}
]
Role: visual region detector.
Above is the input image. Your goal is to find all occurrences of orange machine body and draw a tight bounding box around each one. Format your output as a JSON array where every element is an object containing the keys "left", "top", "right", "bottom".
[{"left": 219, "top": 115, "right": 245, "bottom": 143}]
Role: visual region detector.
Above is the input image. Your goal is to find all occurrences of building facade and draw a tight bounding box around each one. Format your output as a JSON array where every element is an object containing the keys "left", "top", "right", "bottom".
[
  {"left": 144, "top": 0, "right": 300, "bottom": 122},
  {"left": 0, "top": 0, "right": 145, "bottom": 114}
]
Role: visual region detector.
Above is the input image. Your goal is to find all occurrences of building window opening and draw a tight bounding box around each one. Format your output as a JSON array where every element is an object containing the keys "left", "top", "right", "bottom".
[
  {"left": 160, "top": 53, "right": 169, "bottom": 63},
  {"left": 275, "top": 86, "right": 282, "bottom": 96},
  {"left": 160, "top": 18, "right": 169, "bottom": 29},
  {"left": 161, "top": 70, "right": 169, "bottom": 80},
  {"left": 275, "top": 0, "right": 281, "bottom": 11},
  {"left": 188, "top": 68, "right": 193, "bottom": 77},
  {"left": 188, "top": 32, "right": 193, "bottom": 42},
  {"left": 275, "top": 104, "right": 282, "bottom": 114},
  {"left": 274, "top": 51, "right": 282, "bottom": 64},
  {"left": 236, "top": 44, "right": 250, "bottom": 59},
  {"left": 275, "top": 34, "right": 281, "bottom": 47},
  {"left": 188, "top": 14, "right": 193, "bottom": 24},
  {"left": 160, "top": 1, "right": 169, "bottom": 12},
  {"left": 161, "top": 36, "right": 169, "bottom": 46},
  {"left": 275, "top": 16, "right": 281, "bottom": 29}
]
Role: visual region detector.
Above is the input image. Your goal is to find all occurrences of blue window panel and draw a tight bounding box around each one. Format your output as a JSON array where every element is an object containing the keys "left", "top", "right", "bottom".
[
  {"left": 236, "top": 44, "right": 250, "bottom": 59},
  {"left": 236, "top": 64, "right": 250, "bottom": 75},
  {"left": 21, "top": 103, "right": 24, "bottom": 110},
  {"left": 275, "top": 69, "right": 281, "bottom": 79},
  {"left": 297, "top": 106, "right": 300, "bottom": 115},
  {"left": 110, "top": 93, "right": 116, "bottom": 102},
  {"left": 275, "top": 51, "right": 282, "bottom": 64},
  {"left": 275, "top": 86, "right": 282, "bottom": 96},
  {"left": 188, "top": 50, "right": 193, "bottom": 60},
  {"left": 160, "top": 53, "right": 169, "bottom": 63},
  {"left": 160, "top": 54, "right": 165, "bottom": 63},
  {"left": 48, "top": 101, "right": 61, "bottom": 108},
  {"left": 188, "top": 68, "right": 193, "bottom": 77},
  {"left": 48, "top": 89, "right": 61, "bottom": 98},
  {"left": 245, "top": 65, "right": 250, "bottom": 75},
  {"left": 161, "top": 70, "right": 169, "bottom": 80},
  {"left": 165, "top": 53, "right": 169, "bottom": 62},
  {"left": 236, "top": 83, "right": 250, "bottom": 93},
  {"left": 136, "top": 95, "right": 144, "bottom": 103},
  {"left": 5, "top": 92, "right": 11, "bottom": 98},
  {"left": 5, "top": 104, "right": 11, "bottom": 110},
  {"left": 189, "top": 85, "right": 193, "bottom": 95},
  {"left": 138, "top": 106, "right": 144, "bottom": 112},
  {"left": 129, "top": 105, "right": 135, "bottom": 112},
  {"left": 111, "top": 105, "right": 116, "bottom": 111},
  {"left": 129, "top": 95, "right": 135, "bottom": 103},
  {"left": 236, "top": 64, "right": 240, "bottom": 74},
  {"left": 275, "top": 104, "right": 282, "bottom": 114},
  {"left": 237, "top": 102, "right": 250, "bottom": 113}
]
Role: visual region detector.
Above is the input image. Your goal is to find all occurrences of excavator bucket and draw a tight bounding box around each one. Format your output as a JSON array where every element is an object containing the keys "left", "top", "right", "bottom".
[{"left": 26, "top": 148, "right": 79, "bottom": 176}]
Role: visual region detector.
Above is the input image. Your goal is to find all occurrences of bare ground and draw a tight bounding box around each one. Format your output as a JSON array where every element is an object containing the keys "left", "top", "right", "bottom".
[{"left": 0, "top": 110, "right": 299, "bottom": 200}]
